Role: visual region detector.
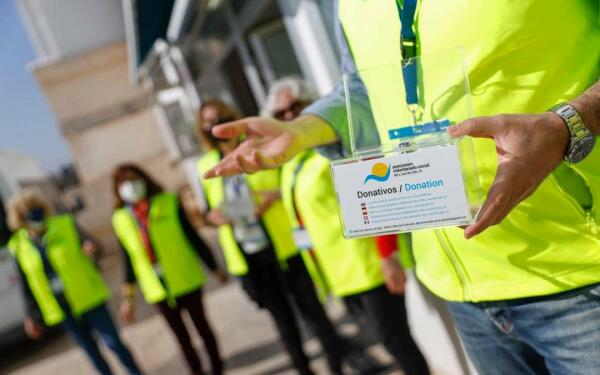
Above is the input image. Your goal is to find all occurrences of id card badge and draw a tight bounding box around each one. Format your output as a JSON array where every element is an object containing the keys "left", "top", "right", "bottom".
[
  {"left": 332, "top": 142, "right": 475, "bottom": 237},
  {"left": 292, "top": 228, "right": 313, "bottom": 250},
  {"left": 333, "top": 48, "right": 483, "bottom": 238}
]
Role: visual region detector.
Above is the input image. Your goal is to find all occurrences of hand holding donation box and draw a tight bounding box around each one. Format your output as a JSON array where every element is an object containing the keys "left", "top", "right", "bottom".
[{"left": 331, "top": 48, "right": 483, "bottom": 238}]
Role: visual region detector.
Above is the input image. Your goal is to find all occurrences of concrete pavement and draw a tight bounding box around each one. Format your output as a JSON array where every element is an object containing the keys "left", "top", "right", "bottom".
[{"left": 0, "top": 248, "right": 402, "bottom": 375}]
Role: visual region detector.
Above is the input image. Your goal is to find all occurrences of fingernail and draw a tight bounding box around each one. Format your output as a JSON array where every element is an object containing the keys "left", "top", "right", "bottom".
[{"left": 448, "top": 126, "right": 458, "bottom": 134}]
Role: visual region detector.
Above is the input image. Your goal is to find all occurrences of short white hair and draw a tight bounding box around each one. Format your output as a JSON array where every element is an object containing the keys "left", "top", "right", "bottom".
[{"left": 261, "top": 76, "right": 318, "bottom": 117}]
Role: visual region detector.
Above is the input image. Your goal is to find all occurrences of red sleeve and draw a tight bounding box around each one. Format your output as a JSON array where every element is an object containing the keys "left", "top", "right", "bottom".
[{"left": 375, "top": 235, "right": 398, "bottom": 259}]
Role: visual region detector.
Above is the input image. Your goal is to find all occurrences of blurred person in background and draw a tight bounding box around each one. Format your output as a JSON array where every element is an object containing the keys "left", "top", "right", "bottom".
[
  {"left": 7, "top": 190, "right": 143, "bottom": 375},
  {"left": 112, "top": 164, "right": 226, "bottom": 375},
  {"left": 196, "top": 99, "right": 352, "bottom": 375},
  {"left": 267, "top": 77, "right": 430, "bottom": 375},
  {"left": 179, "top": 184, "right": 207, "bottom": 228}
]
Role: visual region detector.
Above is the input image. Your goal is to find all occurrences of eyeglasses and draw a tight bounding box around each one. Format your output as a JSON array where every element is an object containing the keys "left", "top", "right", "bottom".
[{"left": 273, "top": 100, "right": 310, "bottom": 121}]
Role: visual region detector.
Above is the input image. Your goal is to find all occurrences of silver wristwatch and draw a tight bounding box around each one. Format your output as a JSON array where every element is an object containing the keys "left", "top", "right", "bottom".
[{"left": 549, "top": 103, "right": 595, "bottom": 164}]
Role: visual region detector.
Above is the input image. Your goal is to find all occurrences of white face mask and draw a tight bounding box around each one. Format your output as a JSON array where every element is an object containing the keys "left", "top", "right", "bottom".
[{"left": 119, "top": 180, "right": 147, "bottom": 204}]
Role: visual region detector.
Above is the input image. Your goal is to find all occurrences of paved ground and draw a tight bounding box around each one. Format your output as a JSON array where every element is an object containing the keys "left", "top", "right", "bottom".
[{"left": 0, "top": 247, "right": 401, "bottom": 375}]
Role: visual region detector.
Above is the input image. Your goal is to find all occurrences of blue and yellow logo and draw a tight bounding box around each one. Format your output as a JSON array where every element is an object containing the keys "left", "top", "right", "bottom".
[{"left": 364, "top": 163, "right": 391, "bottom": 184}]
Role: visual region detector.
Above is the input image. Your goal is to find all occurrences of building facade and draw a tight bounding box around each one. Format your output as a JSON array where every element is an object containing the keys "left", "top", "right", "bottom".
[{"left": 16, "top": 0, "right": 189, "bottom": 247}]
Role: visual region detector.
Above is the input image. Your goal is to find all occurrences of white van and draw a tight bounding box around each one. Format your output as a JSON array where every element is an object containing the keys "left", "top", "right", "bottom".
[
  {"left": 0, "top": 189, "right": 27, "bottom": 347},
  {"left": 0, "top": 151, "right": 48, "bottom": 347}
]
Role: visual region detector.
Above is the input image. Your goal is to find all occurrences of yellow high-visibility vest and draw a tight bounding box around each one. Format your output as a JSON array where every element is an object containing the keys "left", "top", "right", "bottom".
[
  {"left": 113, "top": 193, "right": 206, "bottom": 304},
  {"left": 9, "top": 215, "right": 110, "bottom": 326},
  {"left": 198, "top": 150, "right": 298, "bottom": 275},
  {"left": 281, "top": 150, "right": 416, "bottom": 297},
  {"left": 339, "top": 0, "right": 600, "bottom": 301}
]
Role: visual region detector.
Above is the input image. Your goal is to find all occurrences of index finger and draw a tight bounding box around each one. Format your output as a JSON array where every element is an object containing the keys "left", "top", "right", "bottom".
[
  {"left": 203, "top": 153, "right": 244, "bottom": 178},
  {"left": 212, "top": 119, "right": 250, "bottom": 139},
  {"left": 448, "top": 116, "right": 501, "bottom": 139}
]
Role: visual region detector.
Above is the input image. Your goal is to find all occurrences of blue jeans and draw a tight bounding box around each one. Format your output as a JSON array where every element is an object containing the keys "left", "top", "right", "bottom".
[
  {"left": 62, "top": 303, "right": 142, "bottom": 375},
  {"left": 448, "top": 283, "right": 600, "bottom": 375}
]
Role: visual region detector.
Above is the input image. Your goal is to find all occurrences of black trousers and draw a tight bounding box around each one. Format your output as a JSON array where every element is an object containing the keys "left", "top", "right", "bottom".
[
  {"left": 241, "top": 252, "right": 345, "bottom": 375},
  {"left": 344, "top": 285, "right": 430, "bottom": 375},
  {"left": 157, "top": 289, "right": 223, "bottom": 375}
]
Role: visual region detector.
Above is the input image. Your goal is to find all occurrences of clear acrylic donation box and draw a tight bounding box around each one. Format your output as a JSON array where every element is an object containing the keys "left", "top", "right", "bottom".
[{"left": 330, "top": 48, "right": 483, "bottom": 239}]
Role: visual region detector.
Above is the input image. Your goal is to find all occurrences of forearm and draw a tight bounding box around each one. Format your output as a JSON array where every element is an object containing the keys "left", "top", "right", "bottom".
[
  {"left": 290, "top": 114, "right": 339, "bottom": 150},
  {"left": 302, "top": 82, "right": 351, "bottom": 159},
  {"left": 571, "top": 80, "right": 600, "bottom": 136}
]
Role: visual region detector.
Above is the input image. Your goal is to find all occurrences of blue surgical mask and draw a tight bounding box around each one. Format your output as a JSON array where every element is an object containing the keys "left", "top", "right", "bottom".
[
  {"left": 26, "top": 208, "right": 44, "bottom": 223},
  {"left": 26, "top": 208, "right": 45, "bottom": 231}
]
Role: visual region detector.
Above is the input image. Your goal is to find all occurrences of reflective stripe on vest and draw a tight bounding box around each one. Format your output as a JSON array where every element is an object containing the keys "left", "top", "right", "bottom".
[
  {"left": 113, "top": 193, "right": 206, "bottom": 304},
  {"left": 198, "top": 150, "right": 298, "bottom": 276},
  {"left": 8, "top": 215, "right": 109, "bottom": 326},
  {"left": 339, "top": 0, "right": 600, "bottom": 301}
]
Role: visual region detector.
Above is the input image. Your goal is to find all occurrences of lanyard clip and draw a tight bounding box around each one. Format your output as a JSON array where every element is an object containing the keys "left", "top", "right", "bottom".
[
  {"left": 388, "top": 119, "right": 453, "bottom": 140},
  {"left": 401, "top": 37, "right": 417, "bottom": 60}
]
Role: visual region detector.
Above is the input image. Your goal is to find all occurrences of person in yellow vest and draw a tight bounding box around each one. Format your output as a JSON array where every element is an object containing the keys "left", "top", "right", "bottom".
[
  {"left": 197, "top": 99, "right": 354, "bottom": 375},
  {"left": 7, "top": 190, "right": 143, "bottom": 375},
  {"left": 202, "top": 1, "right": 600, "bottom": 374},
  {"left": 265, "top": 77, "right": 430, "bottom": 375},
  {"left": 112, "top": 164, "right": 226, "bottom": 375}
]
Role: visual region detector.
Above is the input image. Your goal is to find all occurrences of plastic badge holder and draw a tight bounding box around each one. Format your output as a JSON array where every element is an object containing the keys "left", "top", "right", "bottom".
[{"left": 331, "top": 48, "right": 483, "bottom": 239}]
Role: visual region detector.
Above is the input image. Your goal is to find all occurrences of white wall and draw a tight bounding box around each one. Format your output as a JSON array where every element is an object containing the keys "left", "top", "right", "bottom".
[
  {"left": 278, "top": 0, "right": 340, "bottom": 96},
  {"left": 0, "top": 151, "right": 46, "bottom": 201},
  {"left": 17, "top": 0, "right": 124, "bottom": 61}
]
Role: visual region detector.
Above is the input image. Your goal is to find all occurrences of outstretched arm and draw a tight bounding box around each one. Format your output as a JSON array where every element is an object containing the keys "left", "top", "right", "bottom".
[{"left": 203, "top": 115, "right": 338, "bottom": 178}]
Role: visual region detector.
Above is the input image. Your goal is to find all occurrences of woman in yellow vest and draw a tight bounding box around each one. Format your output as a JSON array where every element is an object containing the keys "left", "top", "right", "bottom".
[
  {"left": 265, "top": 78, "right": 430, "bottom": 375},
  {"left": 197, "top": 99, "right": 351, "bottom": 375},
  {"left": 112, "top": 164, "right": 226, "bottom": 375},
  {"left": 7, "top": 190, "right": 143, "bottom": 375}
]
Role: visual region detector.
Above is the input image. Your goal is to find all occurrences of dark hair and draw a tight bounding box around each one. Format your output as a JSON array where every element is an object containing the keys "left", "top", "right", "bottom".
[
  {"left": 112, "top": 164, "right": 163, "bottom": 208},
  {"left": 196, "top": 98, "right": 242, "bottom": 150}
]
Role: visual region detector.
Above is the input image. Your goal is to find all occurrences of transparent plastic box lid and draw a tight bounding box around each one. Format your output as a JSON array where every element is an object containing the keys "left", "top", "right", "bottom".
[{"left": 331, "top": 48, "right": 483, "bottom": 238}]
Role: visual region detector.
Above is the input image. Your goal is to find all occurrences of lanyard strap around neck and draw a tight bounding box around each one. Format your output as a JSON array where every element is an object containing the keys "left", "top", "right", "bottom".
[{"left": 398, "top": 0, "right": 419, "bottom": 106}]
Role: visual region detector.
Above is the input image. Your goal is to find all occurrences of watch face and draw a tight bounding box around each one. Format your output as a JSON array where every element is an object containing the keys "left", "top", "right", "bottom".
[{"left": 569, "top": 136, "right": 596, "bottom": 163}]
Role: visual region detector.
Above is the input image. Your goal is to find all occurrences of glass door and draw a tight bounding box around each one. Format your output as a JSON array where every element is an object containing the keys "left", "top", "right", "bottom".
[{"left": 248, "top": 19, "right": 304, "bottom": 86}]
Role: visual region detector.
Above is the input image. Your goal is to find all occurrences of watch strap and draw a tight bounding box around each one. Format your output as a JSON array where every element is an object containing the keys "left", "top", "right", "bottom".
[{"left": 549, "top": 103, "right": 592, "bottom": 161}]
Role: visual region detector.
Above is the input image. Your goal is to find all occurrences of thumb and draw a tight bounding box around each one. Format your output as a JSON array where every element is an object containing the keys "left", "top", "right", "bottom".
[
  {"left": 212, "top": 120, "right": 249, "bottom": 139},
  {"left": 448, "top": 116, "right": 501, "bottom": 139}
]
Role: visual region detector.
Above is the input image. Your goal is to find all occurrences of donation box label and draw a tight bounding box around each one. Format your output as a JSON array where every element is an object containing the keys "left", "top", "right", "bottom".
[{"left": 331, "top": 144, "right": 471, "bottom": 238}]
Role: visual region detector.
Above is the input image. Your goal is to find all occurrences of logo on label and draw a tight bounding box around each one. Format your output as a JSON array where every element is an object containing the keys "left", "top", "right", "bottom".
[{"left": 364, "top": 163, "right": 391, "bottom": 184}]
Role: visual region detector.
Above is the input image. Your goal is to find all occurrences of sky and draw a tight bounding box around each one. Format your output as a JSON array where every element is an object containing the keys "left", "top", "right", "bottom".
[{"left": 0, "top": 0, "right": 73, "bottom": 172}]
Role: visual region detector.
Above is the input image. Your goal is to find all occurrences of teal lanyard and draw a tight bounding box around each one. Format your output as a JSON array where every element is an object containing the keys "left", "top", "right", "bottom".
[
  {"left": 389, "top": 0, "right": 452, "bottom": 141},
  {"left": 398, "top": 0, "right": 418, "bottom": 104}
]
